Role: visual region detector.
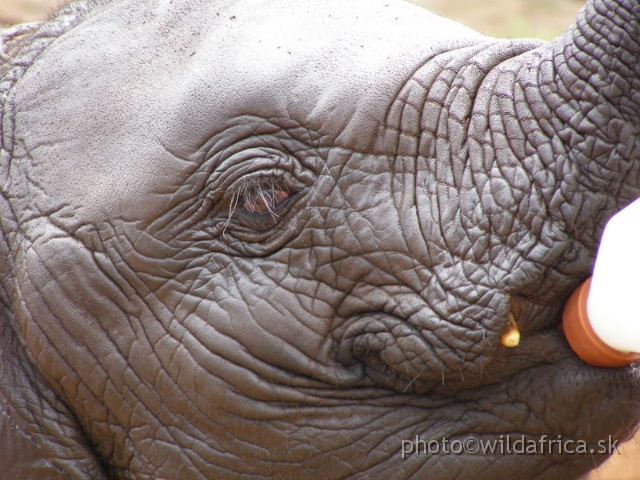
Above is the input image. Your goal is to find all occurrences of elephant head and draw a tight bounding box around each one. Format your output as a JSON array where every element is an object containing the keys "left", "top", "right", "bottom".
[{"left": 0, "top": 0, "right": 639, "bottom": 478}]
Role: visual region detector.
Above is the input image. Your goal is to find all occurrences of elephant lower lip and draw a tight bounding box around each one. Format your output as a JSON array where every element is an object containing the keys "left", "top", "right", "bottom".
[
  {"left": 337, "top": 313, "right": 460, "bottom": 393},
  {"left": 337, "top": 313, "right": 407, "bottom": 364},
  {"left": 336, "top": 310, "right": 588, "bottom": 395},
  {"left": 337, "top": 313, "right": 422, "bottom": 387}
]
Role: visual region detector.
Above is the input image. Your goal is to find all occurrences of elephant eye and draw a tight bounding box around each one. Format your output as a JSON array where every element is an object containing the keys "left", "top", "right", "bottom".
[
  {"left": 226, "top": 177, "right": 295, "bottom": 226},
  {"left": 200, "top": 150, "right": 315, "bottom": 240},
  {"left": 240, "top": 186, "right": 291, "bottom": 215}
]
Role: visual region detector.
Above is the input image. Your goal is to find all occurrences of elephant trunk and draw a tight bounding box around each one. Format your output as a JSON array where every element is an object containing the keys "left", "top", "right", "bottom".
[
  {"left": 470, "top": 0, "right": 640, "bottom": 260},
  {"left": 562, "top": 0, "right": 640, "bottom": 124}
]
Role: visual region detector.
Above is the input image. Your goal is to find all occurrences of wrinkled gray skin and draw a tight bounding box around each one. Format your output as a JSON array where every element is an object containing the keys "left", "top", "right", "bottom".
[{"left": 0, "top": 0, "right": 639, "bottom": 478}]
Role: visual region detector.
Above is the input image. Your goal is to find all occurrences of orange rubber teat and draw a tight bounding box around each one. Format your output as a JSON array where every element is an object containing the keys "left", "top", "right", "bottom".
[{"left": 562, "top": 278, "right": 640, "bottom": 367}]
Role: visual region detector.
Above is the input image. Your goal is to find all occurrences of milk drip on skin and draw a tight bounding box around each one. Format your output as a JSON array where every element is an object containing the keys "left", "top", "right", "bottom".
[{"left": 562, "top": 198, "right": 640, "bottom": 367}]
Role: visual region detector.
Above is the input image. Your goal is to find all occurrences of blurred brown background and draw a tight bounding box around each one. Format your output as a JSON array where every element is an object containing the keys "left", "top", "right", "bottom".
[
  {"left": 0, "top": 0, "right": 68, "bottom": 26},
  {"left": 1, "top": 0, "right": 639, "bottom": 478},
  {"left": 410, "top": 0, "right": 585, "bottom": 40}
]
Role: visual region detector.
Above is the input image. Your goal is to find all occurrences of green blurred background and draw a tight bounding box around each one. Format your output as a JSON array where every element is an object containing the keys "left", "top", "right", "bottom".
[{"left": 1, "top": 0, "right": 638, "bottom": 478}]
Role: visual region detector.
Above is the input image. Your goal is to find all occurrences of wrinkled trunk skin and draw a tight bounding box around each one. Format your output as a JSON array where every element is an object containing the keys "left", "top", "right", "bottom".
[
  {"left": 477, "top": 0, "right": 640, "bottom": 285},
  {"left": 1, "top": 0, "right": 640, "bottom": 479}
]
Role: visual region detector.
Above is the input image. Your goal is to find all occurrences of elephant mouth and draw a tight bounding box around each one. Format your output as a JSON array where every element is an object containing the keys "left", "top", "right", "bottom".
[
  {"left": 336, "top": 313, "right": 434, "bottom": 392},
  {"left": 336, "top": 311, "right": 576, "bottom": 395},
  {"left": 336, "top": 312, "right": 640, "bottom": 462}
]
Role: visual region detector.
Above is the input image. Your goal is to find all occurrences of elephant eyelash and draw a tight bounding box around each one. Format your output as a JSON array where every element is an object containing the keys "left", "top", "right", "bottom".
[{"left": 225, "top": 177, "right": 293, "bottom": 222}]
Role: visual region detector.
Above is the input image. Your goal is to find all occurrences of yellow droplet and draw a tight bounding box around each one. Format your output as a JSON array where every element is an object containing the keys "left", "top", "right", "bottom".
[{"left": 500, "top": 314, "right": 520, "bottom": 348}]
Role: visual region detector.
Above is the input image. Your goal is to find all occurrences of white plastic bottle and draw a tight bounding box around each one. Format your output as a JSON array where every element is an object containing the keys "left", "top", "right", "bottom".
[{"left": 562, "top": 198, "right": 640, "bottom": 367}]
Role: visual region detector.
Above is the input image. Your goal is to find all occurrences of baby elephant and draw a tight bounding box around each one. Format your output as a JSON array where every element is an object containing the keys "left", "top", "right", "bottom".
[{"left": 0, "top": 0, "right": 639, "bottom": 478}]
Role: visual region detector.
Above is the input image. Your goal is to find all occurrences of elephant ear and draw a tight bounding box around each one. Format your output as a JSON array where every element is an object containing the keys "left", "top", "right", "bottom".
[
  {"left": 0, "top": 319, "right": 73, "bottom": 478},
  {"left": 0, "top": 15, "right": 109, "bottom": 478},
  {"left": 0, "top": 212, "right": 107, "bottom": 478},
  {"left": 0, "top": 25, "right": 39, "bottom": 474},
  {"left": 0, "top": 22, "right": 43, "bottom": 77}
]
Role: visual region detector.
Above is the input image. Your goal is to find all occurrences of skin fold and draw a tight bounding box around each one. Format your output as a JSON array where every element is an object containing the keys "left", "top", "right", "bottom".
[{"left": 0, "top": 0, "right": 639, "bottom": 478}]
